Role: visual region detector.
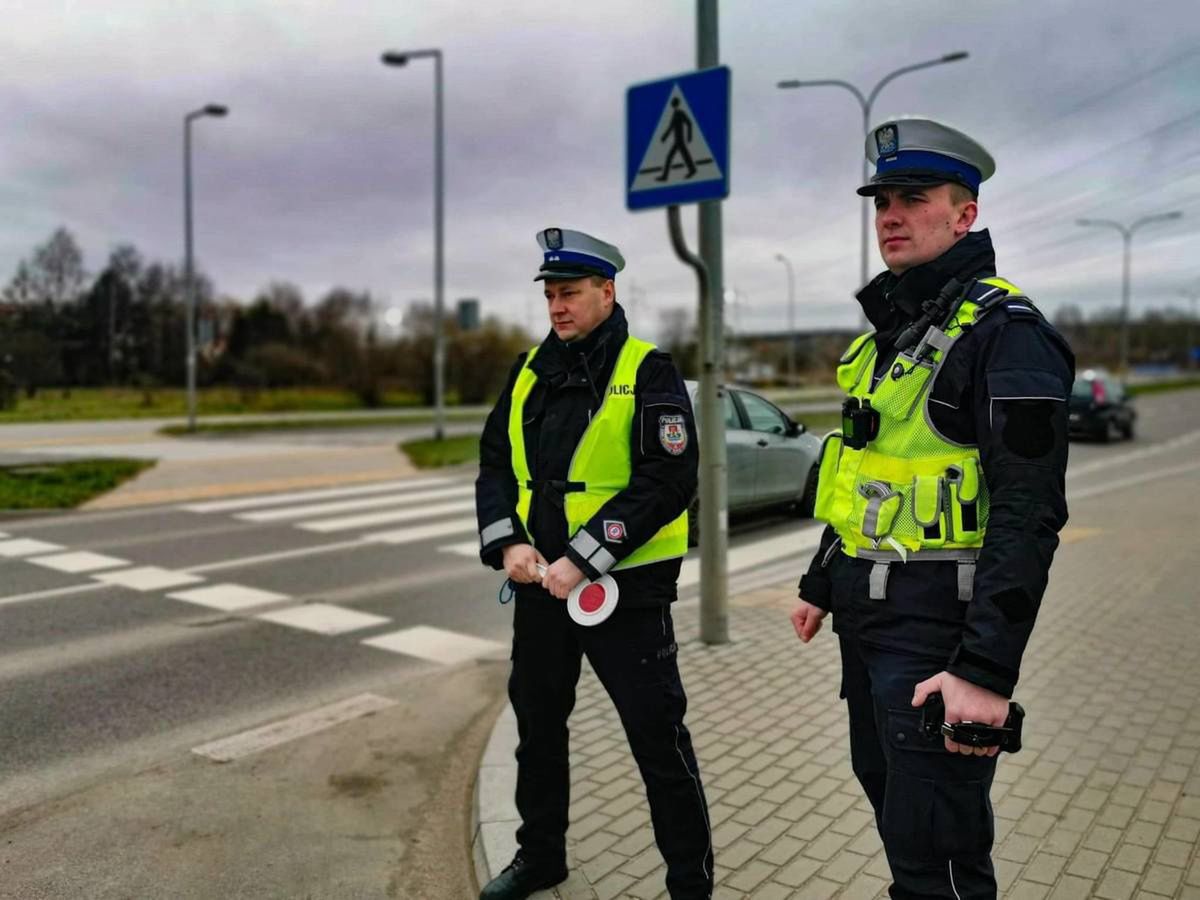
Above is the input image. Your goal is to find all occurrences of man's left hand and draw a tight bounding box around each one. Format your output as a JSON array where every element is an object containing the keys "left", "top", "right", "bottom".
[
  {"left": 912, "top": 671, "right": 1009, "bottom": 757},
  {"left": 542, "top": 557, "right": 586, "bottom": 600}
]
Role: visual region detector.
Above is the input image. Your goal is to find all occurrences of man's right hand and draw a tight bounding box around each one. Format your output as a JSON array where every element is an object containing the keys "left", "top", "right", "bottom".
[
  {"left": 790, "top": 600, "right": 827, "bottom": 643},
  {"left": 502, "top": 544, "right": 548, "bottom": 584}
]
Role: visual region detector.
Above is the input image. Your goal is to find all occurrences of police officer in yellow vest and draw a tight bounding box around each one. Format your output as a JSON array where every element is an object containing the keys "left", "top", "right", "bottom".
[
  {"left": 791, "top": 119, "right": 1074, "bottom": 898},
  {"left": 475, "top": 228, "right": 713, "bottom": 900}
]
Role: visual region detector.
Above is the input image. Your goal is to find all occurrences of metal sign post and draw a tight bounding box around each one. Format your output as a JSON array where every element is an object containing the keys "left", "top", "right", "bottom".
[{"left": 627, "top": 58, "right": 730, "bottom": 644}]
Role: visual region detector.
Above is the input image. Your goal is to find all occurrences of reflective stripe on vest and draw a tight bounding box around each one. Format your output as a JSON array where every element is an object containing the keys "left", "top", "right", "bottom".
[
  {"left": 508, "top": 335, "right": 688, "bottom": 570},
  {"left": 814, "top": 277, "right": 1026, "bottom": 559}
]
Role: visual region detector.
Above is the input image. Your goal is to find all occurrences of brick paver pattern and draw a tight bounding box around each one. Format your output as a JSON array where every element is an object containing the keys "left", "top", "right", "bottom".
[{"left": 534, "top": 474, "right": 1200, "bottom": 898}]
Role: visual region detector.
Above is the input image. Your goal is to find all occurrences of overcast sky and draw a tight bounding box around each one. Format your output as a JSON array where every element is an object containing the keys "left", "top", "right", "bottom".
[{"left": 4, "top": 0, "right": 1200, "bottom": 341}]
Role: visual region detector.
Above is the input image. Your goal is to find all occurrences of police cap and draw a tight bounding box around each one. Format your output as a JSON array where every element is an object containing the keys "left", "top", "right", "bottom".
[
  {"left": 534, "top": 228, "right": 626, "bottom": 282},
  {"left": 858, "top": 116, "right": 995, "bottom": 197}
]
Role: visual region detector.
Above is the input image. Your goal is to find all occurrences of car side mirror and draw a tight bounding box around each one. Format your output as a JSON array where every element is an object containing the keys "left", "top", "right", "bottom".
[{"left": 787, "top": 419, "right": 805, "bottom": 436}]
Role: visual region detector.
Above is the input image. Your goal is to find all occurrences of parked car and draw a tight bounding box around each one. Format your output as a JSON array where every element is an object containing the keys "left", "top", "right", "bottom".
[
  {"left": 1068, "top": 368, "right": 1136, "bottom": 442},
  {"left": 684, "top": 382, "right": 822, "bottom": 544}
]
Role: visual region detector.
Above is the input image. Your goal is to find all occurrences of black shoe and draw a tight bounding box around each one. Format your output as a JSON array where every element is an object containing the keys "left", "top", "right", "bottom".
[{"left": 479, "top": 852, "right": 568, "bottom": 900}]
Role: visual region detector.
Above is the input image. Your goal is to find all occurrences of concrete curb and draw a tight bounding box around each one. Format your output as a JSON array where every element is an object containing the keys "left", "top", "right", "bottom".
[{"left": 472, "top": 703, "right": 521, "bottom": 890}]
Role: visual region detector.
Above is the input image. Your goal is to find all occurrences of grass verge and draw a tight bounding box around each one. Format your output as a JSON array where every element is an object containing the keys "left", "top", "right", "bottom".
[
  {"left": 0, "top": 387, "right": 426, "bottom": 423},
  {"left": 0, "top": 459, "right": 155, "bottom": 510},
  {"left": 400, "top": 435, "right": 481, "bottom": 469},
  {"left": 1128, "top": 376, "right": 1200, "bottom": 397}
]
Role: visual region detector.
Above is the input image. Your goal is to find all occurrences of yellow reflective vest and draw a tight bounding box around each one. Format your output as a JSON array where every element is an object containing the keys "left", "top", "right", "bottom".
[
  {"left": 508, "top": 335, "right": 689, "bottom": 570},
  {"left": 814, "top": 277, "right": 1026, "bottom": 561}
]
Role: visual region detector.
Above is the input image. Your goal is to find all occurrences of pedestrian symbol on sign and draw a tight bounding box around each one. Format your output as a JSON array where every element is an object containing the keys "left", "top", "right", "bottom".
[{"left": 629, "top": 85, "right": 724, "bottom": 193}]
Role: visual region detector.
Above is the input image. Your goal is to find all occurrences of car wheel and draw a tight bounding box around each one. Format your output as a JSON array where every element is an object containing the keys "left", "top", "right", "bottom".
[
  {"left": 687, "top": 497, "right": 699, "bottom": 547},
  {"left": 1120, "top": 419, "right": 1135, "bottom": 440},
  {"left": 1099, "top": 418, "right": 1117, "bottom": 443},
  {"left": 795, "top": 466, "right": 819, "bottom": 518}
]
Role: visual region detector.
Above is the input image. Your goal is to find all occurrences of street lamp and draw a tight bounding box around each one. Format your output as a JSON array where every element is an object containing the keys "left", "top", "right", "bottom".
[
  {"left": 183, "top": 103, "right": 228, "bottom": 433},
  {"left": 778, "top": 52, "right": 969, "bottom": 317},
  {"left": 774, "top": 253, "right": 796, "bottom": 386},
  {"left": 1076, "top": 211, "right": 1183, "bottom": 374},
  {"left": 382, "top": 48, "right": 446, "bottom": 441}
]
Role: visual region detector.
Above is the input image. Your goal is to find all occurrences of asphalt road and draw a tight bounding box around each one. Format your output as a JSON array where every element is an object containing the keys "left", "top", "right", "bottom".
[{"left": 0, "top": 388, "right": 1197, "bottom": 897}]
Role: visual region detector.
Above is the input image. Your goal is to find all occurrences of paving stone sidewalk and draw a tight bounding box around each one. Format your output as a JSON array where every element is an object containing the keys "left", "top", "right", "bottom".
[{"left": 474, "top": 470, "right": 1200, "bottom": 899}]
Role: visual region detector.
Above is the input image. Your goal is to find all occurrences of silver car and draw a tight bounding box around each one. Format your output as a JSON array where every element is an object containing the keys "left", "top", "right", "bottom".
[{"left": 685, "top": 382, "right": 822, "bottom": 543}]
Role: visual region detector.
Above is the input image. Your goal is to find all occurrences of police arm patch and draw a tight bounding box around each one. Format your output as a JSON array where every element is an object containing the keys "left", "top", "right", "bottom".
[
  {"left": 603, "top": 520, "right": 626, "bottom": 543},
  {"left": 658, "top": 414, "right": 688, "bottom": 455}
]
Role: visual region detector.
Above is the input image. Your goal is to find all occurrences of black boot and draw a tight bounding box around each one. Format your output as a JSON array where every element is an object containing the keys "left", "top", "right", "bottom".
[{"left": 479, "top": 852, "right": 568, "bottom": 900}]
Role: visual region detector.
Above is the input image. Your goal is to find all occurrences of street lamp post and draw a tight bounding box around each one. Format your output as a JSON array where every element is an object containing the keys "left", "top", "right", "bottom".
[
  {"left": 777, "top": 52, "right": 969, "bottom": 316},
  {"left": 1077, "top": 211, "right": 1183, "bottom": 374},
  {"left": 183, "top": 103, "right": 228, "bottom": 433},
  {"left": 774, "top": 253, "right": 796, "bottom": 385},
  {"left": 382, "top": 48, "right": 445, "bottom": 442}
]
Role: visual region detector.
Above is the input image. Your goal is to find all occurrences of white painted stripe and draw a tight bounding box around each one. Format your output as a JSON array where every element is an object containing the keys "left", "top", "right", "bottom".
[
  {"left": 1069, "top": 459, "right": 1200, "bottom": 502},
  {"left": 364, "top": 517, "right": 477, "bottom": 545},
  {"left": 362, "top": 625, "right": 507, "bottom": 665},
  {"left": 301, "top": 498, "right": 475, "bottom": 533},
  {"left": 0, "top": 582, "right": 106, "bottom": 608},
  {"left": 184, "top": 538, "right": 370, "bottom": 574},
  {"left": 237, "top": 484, "right": 473, "bottom": 523},
  {"left": 0, "top": 538, "right": 65, "bottom": 558},
  {"left": 679, "top": 524, "right": 824, "bottom": 589},
  {"left": 180, "top": 477, "right": 452, "bottom": 513},
  {"left": 439, "top": 540, "right": 482, "bottom": 558},
  {"left": 95, "top": 566, "right": 205, "bottom": 591},
  {"left": 255, "top": 603, "right": 391, "bottom": 635},
  {"left": 0, "top": 531, "right": 8, "bottom": 538},
  {"left": 27, "top": 551, "right": 129, "bottom": 574},
  {"left": 167, "top": 583, "right": 290, "bottom": 612},
  {"left": 191, "top": 693, "right": 397, "bottom": 762}
]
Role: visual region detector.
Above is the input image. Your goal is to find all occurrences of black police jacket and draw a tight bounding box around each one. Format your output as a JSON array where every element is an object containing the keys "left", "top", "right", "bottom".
[
  {"left": 475, "top": 302, "right": 698, "bottom": 606},
  {"left": 800, "top": 230, "right": 1075, "bottom": 697}
]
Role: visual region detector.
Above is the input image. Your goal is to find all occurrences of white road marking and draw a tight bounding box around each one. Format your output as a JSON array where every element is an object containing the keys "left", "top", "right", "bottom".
[
  {"left": 1069, "top": 459, "right": 1200, "bottom": 502},
  {"left": 301, "top": 498, "right": 476, "bottom": 533},
  {"left": 191, "top": 693, "right": 397, "bottom": 762},
  {"left": 362, "top": 625, "right": 507, "bottom": 665},
  {"left": 0, "top": 538, "right": 65, "bottom": 558},
  {"left": 255, "top": 603, "right": 391, "bottom": 635},
  {"left": 680, "top": 524, "right": 824, "bottom": 588},
  {"left": 0, "top": 531, "right": 8, "bottom": 538},
  {"left": 1068, "top": 427, "right": 1200, "bottom": 480},
  {"left": 27, "top": 551, "right": 129, "bottom": 574},
  {"left": 184, "top": 538, "right": 371, "bottom": 574},
  {"left": 180, "top": 476, "right": 452, "bottom": 513},
  {"left": 237, "top": 484, "right": 474, "bottom": 523},
  {"left": 0, "top": 583, "right": 107, "bottom": 609},
  {"left": 168, "top": 583, "right": 291, "bottom": 612},
  {"left": 439, "top": 540, "right": 480, "bottom": 558},
  {"left": 95, "top": 566, "right": 205, "bottom": 592},
  {"left": 364, "top": 517, "right": 477, "bottom": 545}
]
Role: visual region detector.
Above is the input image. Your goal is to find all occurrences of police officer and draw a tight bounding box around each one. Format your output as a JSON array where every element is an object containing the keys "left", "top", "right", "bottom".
[
  {"left": 790, "top": 118, "right": 1074, "bottom": 898},
  {"left": 475, "top": 228, "right": 713, "bottom": 900}
]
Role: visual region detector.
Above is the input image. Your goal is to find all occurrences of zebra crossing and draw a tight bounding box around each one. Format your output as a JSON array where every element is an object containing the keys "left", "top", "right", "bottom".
[{"left": 179, "top": 475, "right": 480, "bottom": 550}]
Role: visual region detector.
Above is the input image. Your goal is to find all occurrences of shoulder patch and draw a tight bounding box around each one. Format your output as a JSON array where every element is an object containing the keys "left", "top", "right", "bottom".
[{"left": 659, "top": 414, "right": 688, "bottom": 455}]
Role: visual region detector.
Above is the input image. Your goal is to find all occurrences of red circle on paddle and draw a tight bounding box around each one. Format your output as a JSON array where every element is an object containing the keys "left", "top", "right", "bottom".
[{"left": 579, "top": 584, "right": 607, "bottom": 614}]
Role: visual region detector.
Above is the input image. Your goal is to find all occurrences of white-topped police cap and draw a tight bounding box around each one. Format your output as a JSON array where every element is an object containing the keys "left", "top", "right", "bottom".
[
  {"left": 534, "top": 228, "right": 626, "bottom": 282},
  {"left": 858, "top": 116, "right": 996, "bottom": 197}
]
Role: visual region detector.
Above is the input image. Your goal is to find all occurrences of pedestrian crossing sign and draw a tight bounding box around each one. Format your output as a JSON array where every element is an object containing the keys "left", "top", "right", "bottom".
[{"left": 626, "top": 66, "right": 730, "bottom": 211}]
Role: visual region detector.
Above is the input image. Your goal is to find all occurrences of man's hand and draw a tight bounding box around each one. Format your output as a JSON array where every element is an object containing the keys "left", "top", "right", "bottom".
[
  {"left": 912, "top": 671, "right": 1009, "bottom": 757},
  {"left": 790, "top": 600, "right": 827, "bottom": 643},
  {"left": 542, "top": 556, "right": 585, "bottom": 600},
  {"left": 502, "top": 544, "right": 548, "bottom": 584}
]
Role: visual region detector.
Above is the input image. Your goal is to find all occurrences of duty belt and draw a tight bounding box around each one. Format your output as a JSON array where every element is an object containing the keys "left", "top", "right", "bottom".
[
  {"left": 855, "top": 547, "right": 980, "bottom": 603},
  {"left": 525, "top": 478, "right": 585, "bottom": 509}
]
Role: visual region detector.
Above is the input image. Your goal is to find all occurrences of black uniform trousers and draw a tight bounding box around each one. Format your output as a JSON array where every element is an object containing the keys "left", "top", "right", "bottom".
[
  {"left": 832, "top": 556, "right": 999, "bottom": 899},
  {"left": 509, "top": 595, "right": 713, "bottom": 899}
]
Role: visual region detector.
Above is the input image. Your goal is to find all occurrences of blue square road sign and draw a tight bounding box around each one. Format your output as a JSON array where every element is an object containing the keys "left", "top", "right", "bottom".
[{"left": 626, "top": 66, "right": 730, "bottom": 211}]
